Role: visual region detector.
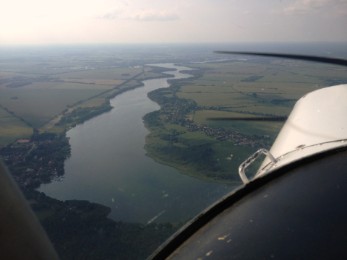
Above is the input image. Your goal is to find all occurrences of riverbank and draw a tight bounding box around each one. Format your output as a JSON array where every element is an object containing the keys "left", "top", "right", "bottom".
[
  {"left": 144, "top": 67, "right": 218, "bottom": 181},
  {"left": 38, "top": 63, "right": 232, "bottom": 223},
  {"left": 25, "top": 188, "right": 177, "bottom": 259},
  {"left": 1, "top": 65, "right": 176, "bottom": 190},
  {"left": 143, "top": 65, "right": 261, "bottom": 183},
  {"left": 0, "top": 62, "right": 238, "bottom": 259},
  {"left": 0, "top": 65, "right": 184, "bottom": 259},
  {"left": 0, "top": 131, "right": 175, "bottom": 259},
  {"left": 43, "top": 65, "right": 174, "bottom": 133}
]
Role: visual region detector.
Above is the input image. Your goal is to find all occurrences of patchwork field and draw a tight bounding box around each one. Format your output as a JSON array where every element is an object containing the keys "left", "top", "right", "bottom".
[
  {"left": 145, "top": 57, "right": 347, "bottom": 182},
  {"left": 0, "top": 106, "right": 32, "bottom": 146},
  {"left": 0, "top": 52, "right": 147, "bottom": 145},
  {"left": 0, "top": 88, "right": 105, "bottom": 127},
  {"left": 178, "top": 59, "right": 347, "bottom": 134}
]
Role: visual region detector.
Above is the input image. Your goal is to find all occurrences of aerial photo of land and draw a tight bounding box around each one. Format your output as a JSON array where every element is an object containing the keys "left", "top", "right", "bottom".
[
  {"left": 144, "top": 50, "right": 347, "bottom": 181},
  {"left": 0, "top": 44, "right": 346, "bottom": 259}
]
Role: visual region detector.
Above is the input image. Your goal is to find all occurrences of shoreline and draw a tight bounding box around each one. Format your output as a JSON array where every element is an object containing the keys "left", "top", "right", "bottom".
[
  {"left": 0, "top": 64, "right": 186, "bottom": 259},
  {"left": 0, "top": 64, "right": 179, "bottom": 191},
  {"left": 144, "top": 143, "right": 239, "bottom": 185},
  {"left": 142, "top": 65, "right": 239, "bottom": 184},
  {"left": 42, "top": 65, "right": 175, "bottom": 133}
]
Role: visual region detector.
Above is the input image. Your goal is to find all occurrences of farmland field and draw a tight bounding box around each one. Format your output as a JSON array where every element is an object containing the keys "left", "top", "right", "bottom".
[
  {"left": 0, "top": 88, "right": 107, "bottom": 127},
  {"left": 0, "top": 51, "right": 148, "bottom": 144},
  {"left": 0, "top": 106, "right": 32, "bottom": 146},
  {"left": 178, "top": 59, "right": 347, "bottom": 129},
  {"left": 144, "top": 56, "right": 347, "bottom": 182}
]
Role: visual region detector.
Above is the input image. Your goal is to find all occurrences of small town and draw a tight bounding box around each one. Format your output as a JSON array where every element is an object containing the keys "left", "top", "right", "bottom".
[
  {"left": 147, "top": 86, "right": 271, "bottom": 150},
  {"left": 0, "top": 131, "right": 70, "bottom": 189}
]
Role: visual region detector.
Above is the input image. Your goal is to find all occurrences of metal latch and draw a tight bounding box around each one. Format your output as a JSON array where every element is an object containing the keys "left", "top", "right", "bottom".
[{"left": 238, "top": 149, "right": 277, "bottom": 184}]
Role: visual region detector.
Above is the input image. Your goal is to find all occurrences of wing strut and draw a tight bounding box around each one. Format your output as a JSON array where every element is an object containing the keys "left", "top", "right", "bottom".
[{"left": 215, "top": 51, "right": 347, "bottom": 67}]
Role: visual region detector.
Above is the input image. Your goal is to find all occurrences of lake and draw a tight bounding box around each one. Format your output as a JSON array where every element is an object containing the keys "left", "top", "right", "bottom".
[{"left": 39, "top": 64, "right": 234, "bottom": 224}]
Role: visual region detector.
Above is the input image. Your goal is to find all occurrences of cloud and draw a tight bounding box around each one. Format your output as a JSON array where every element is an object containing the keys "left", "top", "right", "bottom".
[
  {"left": 99, "top": 8, "right": 179, "bottom": 22},
  {"left": 283, "top": 0, "right": 347, "bottom": 14},
  {"left": 99, "top": 10, "right": 122, "bottom": 20},
  {"left": 128, "top": 9, "right": 179, "bottom": 21}
]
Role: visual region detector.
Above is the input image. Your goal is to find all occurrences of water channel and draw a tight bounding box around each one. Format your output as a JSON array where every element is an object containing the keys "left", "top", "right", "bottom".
[{"left": 39, "top": 64, "right": 234, "bottom": 224}]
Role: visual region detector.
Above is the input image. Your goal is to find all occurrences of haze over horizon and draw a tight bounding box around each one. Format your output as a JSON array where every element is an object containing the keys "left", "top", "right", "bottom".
[{"left": 1, "top": 0, "right": 347, "bottom": 45}]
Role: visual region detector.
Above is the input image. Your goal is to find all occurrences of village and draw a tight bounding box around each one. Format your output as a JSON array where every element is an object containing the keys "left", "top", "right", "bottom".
[
  {"left": 147, "top": 85, "right": 271, "bottom": 150},
  {"left": 184, "top": 119, "right": 270, "bottom": 147},
  {"left": 0, "top": 131, "right": 70, "bottom": 189}
]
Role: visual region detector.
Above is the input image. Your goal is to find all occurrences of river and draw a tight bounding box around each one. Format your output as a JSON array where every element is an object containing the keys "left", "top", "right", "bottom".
[{"left": 39, "top": 64, "right": 234, "bottom": 224}]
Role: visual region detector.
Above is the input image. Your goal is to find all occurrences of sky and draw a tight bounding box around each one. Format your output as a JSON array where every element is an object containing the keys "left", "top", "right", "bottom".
[{"left": 1, "top": 0, "right": 346, "bottom": 45}]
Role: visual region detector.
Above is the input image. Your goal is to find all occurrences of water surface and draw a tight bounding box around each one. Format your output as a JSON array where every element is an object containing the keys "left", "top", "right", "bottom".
[{"left": 39, "top": 64, "right": 234, "bottom": 224}]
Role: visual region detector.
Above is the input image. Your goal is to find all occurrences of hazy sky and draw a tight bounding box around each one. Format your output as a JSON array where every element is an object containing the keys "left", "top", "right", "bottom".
[{"left": 1, "top": 0, "right": 346, "bottom": 45}]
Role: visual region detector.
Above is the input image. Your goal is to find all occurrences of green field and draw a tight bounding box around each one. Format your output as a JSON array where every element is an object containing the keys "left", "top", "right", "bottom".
[
  {"left": 0, "top": 54, "right": 148, "bottom": 145},
  {"left": 0, "top": 107, "right": 32, "bottom": 146},
  {"left": 192, "top": 110, "right": 284, "bottom": 136},
  {"left": 0, "top": 51, "right": 175, "bottom": 146},
  {"left": 179, "top": 60, "right": 347, "bottom": 131},
  {"left": 0, "top": 88, "right": 105, "bottom": 127},
  {"left": 145, "top": 119, "right": 258, "bottom": 183},
  {"left": 144, "top": 58, "right": 347, "bottom": 182},
  {"left": 58, "top": 67, "right": 142, "bottom": 85}
]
